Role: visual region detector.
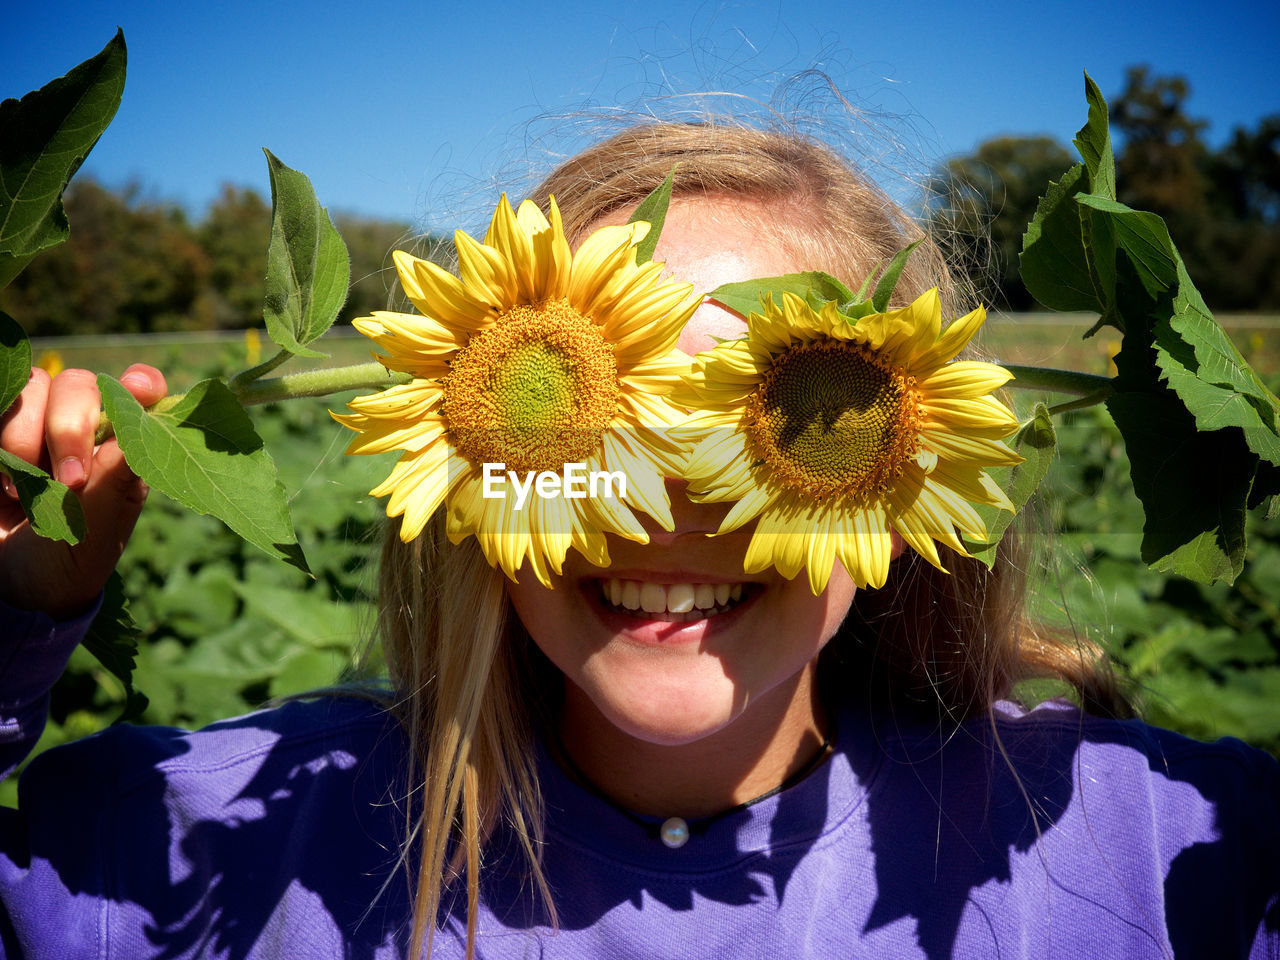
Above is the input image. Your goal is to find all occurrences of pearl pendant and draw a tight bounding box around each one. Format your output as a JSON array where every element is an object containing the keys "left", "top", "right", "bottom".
[{"left": 660, "top": 816, "right": 690, "bottom": 848}]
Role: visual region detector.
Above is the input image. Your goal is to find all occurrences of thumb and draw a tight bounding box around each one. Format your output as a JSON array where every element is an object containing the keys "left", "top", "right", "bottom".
[{"left": 75, "top": 437, "right": 150, "bottom": 581}]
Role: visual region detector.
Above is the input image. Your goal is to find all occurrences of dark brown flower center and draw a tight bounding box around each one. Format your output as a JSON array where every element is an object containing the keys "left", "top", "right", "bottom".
[{"left": 744, "top": 338, "right": 921, "bottom": 502}]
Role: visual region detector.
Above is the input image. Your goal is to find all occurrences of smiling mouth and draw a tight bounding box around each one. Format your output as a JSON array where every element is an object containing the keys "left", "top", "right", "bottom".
[{"left": 597, "top": 578, "right": 753, "bottom": 622}]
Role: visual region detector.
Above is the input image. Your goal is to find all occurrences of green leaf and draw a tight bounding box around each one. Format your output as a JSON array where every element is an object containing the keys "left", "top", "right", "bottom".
[
  {"left": 99, "top": 375, "right": 309, "bottom": 573},
  {"left": 0, "top": 30, "right": 126, "bottom": 286},
  {"left": 270, "top": 648, "right": 342, "bottom": 698},
  {"left": 0, "top": 448, "right": 85, "bottom": 542},
  {"left": 1073, "top": 73, "right": 1116, "bottom": 200},
  {"left": 1019, "top": 164, "right": 1102, "bottom": 314},
  {"left": 1019, "top": 79, "right": 1121, "bottom": 328},
  {"left": 963, "top": 402, "right": 1057, "bottom": 566},
  {"left": 232, "top": 580, "right": 370, "bottom": 649},
  {"left": 628, "top": 168, "right": 675, "bottom": 266},
  {"left": 0, "top": 311, "right": 32, "bottom": 412},
  {"left": 1076, "top": 194, "right": 1176, "bottom": 301},
  {"left": 1106, "top": 390, "right": 1252, "bottom": 584},
  {"left": 707, "top": 272, "right": 857, "bottom": 319},
  {"left": 1152, "top": 261, "right": 1280, "bottom": 467},
  {"left": 870, "top": 239, "right": 923, "bottom": 312},
  {"left": 261, "top": 150, "right": 350, "bottom": 358},
  {"left": 82, "top": 571, "right": 149, "bottom": 723}
]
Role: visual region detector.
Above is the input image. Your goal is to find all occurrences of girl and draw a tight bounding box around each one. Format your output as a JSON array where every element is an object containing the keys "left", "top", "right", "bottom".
[{"left": 1, "top": 123, "right": 1276, "bottom": 959}]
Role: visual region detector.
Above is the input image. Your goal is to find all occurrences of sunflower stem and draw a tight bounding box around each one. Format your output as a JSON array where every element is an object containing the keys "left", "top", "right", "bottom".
[
  {"left": 228, "top": 348, "right": 293, "bottom": 389},
  {"left": 1003, "top": 365, "right": 1114, "bottom": 398},
  {"left": 232, "top": 362, "right": 412, "bottom": 407},
  {"left": 1045, "top": 390, "right": 1114, "bottom": 416},
  {"left": 94, "top": 362, "right": 411, "bottom": 443}
]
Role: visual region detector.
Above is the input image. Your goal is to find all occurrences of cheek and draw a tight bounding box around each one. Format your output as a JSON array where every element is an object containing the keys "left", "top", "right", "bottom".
[
  {"left": 505, "top": 577, "right": 571, "bottom": 658},
  {"left": 786, "top": 567, "right": 857, "bottom": 660}
]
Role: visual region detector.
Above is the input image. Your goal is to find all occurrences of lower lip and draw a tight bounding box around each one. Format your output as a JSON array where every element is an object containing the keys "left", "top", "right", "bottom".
[{"left": 579, "top": 580, "right": 757, "bottom": 646}]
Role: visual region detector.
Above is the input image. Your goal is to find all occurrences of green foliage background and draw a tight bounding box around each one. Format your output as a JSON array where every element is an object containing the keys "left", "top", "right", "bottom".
[{"left": 1027, "top": 400, "right": 1280, "bottom": 751}]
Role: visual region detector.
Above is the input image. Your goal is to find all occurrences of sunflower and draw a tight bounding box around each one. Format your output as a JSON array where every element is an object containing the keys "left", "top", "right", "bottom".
[
  {"left": 333, "top": 195, "right": 697, "bottom": 586},
  {"left": 674, "top": 288, "right": 1020, "bottom": 594}
]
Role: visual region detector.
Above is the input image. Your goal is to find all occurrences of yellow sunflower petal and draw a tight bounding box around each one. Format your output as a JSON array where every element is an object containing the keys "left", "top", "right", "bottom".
[
  {"left": 679, "top": 285, "right": 1016, "bottom": 589},
  {"left": 920, "top": 429, "right": 1022, "bottom": 467},
  {"left": 454, "top": 229, "right": 516, "bottom": 310},
  {"left": 920, "top": 360, "right": 1015, "bottom": 397},
  {"left": 483, "top": 195, "right": 537, "bottom": 300},
  {"left": 404, "top": 255, "right": 491, "bottom": 329},
  {"left": 913, "top": 304, "right": 988, "bottom": 371},
  {"left": 338, "top": 193, "right": 693, "bottom": 581},
  {"left": 378, "top": 449, "right": 456, "bottom": 541},
  {"left": 684, "top": 429, "right": 750, "bottom": 486},
  {"left": 921, "top": 396, "right": 1019, "bottom": 436},
  {"left": 569, "top": 223, "right": 646, "bottom": 312},
  {"left": 928, "top": 461, "right": 1015, "bottom": 512},
  {"left": 805, "top": 510, "right": 840, "bottom": 594},
  {"left": 837, "top": 504, "right": 892, "bottom": 590},
  {"left": 602, "top": 430, "right": 673, "bottom": 532},
  {"left": 520, "top": 198, "right": 571, "bottom": 300},
  {"left": 713, "top": 483, "right": 773, "bottom": 534},
  {"left": 530, "top": 492, "right": 574, "bottom": 582},
  {"left": 745, "top": 506, "right": 811, "bottom": 580}
]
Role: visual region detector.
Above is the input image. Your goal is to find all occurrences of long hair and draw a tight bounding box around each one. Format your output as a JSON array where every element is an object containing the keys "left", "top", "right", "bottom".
[{"left": 376, "top": 120, "right": 1126, "bottom": 958}]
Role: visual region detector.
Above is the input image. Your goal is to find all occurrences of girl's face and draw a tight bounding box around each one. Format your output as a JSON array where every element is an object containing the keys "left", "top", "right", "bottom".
[{"left": 506, "top": 197, "right": 862, "bottom": 751}]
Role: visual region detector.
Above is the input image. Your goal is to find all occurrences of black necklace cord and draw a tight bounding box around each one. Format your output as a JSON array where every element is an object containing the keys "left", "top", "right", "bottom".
[{"left": 549, "top": 720, "right": 836, "bottom": 845}]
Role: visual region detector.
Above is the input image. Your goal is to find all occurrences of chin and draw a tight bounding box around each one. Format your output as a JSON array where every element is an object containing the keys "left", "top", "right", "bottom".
[{"left": 570, "top": 662, "right": 747, "bottom": 748}]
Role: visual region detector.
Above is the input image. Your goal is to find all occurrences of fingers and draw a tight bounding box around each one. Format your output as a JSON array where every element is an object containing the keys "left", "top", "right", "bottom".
[
  {"left": 76, "top": 436, "right": 150, "bottom": 569},
  {"left": 45, "top": 368, "right": 102, "bottom": 488},
  {"left": 0, "top": 367, "right": 52, "bottom": 470},
  {"left": 118, "top": 363, "right": 168, "bottom": 407},
  {"left": 0, "top": 362, "right": 167, "bottom": 617},
  {"left": 78, "top": 364, "right": 165, "bottom": 538},
  {"left": 0, "top": 363, "right": 168, "bottom": 494}
]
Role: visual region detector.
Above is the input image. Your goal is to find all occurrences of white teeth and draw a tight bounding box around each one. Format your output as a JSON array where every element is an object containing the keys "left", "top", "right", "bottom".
[
  {"left": 640, "top": 582, "right": 666, "bottom": 613},
  {"left": 666, "top": 583, "right": 695, "bottom": 613},
  {"left": 600, "top": 578, "right": 749, "bottom": 617}
]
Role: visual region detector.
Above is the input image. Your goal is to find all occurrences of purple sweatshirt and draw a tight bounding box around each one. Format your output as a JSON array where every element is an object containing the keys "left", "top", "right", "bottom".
[{"left": 2, "top": 605, "right": 1277, "bottom": 959}]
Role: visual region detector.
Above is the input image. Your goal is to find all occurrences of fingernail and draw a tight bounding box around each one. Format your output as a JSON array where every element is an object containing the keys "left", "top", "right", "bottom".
[
  {"left": 58, "top": 457, "right": 86, "bottom": 487},
  {"left": 120, "top": 372, "right": 149, "bottom": 391}
]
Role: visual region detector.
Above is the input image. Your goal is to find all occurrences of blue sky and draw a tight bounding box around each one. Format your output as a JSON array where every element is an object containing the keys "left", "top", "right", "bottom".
[{"left": 5, "top": 0, "right": 1278, "bottom": 230}]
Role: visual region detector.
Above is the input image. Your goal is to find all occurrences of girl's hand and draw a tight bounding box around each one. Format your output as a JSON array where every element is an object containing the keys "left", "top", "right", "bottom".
[{"left": 0, "top": 364, "right": 167, "bottom": 620}]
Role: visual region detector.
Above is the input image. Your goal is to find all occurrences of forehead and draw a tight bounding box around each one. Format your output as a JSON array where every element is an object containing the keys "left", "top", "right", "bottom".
[{"left": 584, "top": 196, "right": 803, "bottom": 356}]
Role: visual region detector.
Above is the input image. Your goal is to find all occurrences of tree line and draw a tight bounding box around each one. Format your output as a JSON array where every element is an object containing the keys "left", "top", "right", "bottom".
[
  {"left": 931, "top": 66, "right": 1280, "bottom": 312},
  {"left": 4, "top": 65, "right": 1277, "bottom": 337},
  {"left": 0, "top": 181, "right": 444, "bottom": 338}
]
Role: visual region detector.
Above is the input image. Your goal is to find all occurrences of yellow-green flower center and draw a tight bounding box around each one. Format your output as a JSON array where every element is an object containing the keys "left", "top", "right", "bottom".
[
  {"left": 744, "top": 338, "right": 921, "bottom": 502},
  {"left": 442, "top": 300, "right": 620, "bottom": 473}
]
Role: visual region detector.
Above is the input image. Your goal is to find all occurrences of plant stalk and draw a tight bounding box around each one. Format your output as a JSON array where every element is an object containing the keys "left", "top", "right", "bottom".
[
  {"left": 94, "top": 361, "right": 411, "bottom": 443},
  {"left": 227, "top": 347, "right": 293, "bottom": 389},
  {"left": 1003, "top": 365, "right": 1114, "bottom": 398},
  {"left": 232, "top": 362, "right": 411, "bottom": 406}
]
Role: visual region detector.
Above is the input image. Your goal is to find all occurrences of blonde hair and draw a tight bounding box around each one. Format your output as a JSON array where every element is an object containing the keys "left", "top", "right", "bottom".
[{"left": 377, "top": 121, "right": 1126, "bottom": 958}]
